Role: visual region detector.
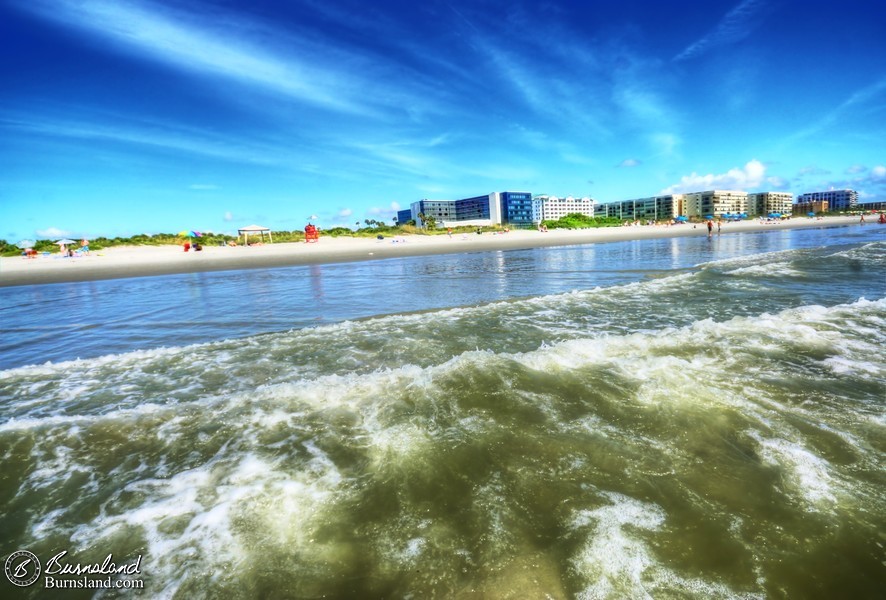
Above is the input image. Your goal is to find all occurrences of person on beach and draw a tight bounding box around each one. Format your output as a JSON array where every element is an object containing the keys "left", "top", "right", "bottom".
[
  {"left": 717, "top": 219, "right": 722, "bottom": 234},
  {"left": 706, "top": 220, "right": 713, "bottom": 237},
  {"left": 183, "top": 241, "right": 190, "bottom": 252},
  {"left": 80, "top": 239, "right": 90, "bottom": 254}
]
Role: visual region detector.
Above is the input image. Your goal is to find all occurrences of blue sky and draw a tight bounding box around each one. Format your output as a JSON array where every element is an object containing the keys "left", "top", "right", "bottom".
[{"left": 2, "top": 0, "right": 884, "bottom": 241}]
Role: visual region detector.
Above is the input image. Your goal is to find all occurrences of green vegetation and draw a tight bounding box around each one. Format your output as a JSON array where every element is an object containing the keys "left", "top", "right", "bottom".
[
  {"left": 0, "top": 222, "right": 452, "bottom": 256},
  {"left": 541, "top": 213, "right": 624, "bottom": 229}
]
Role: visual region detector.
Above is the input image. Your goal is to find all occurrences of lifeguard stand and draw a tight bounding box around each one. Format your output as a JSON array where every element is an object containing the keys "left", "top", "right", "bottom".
[{"left": 304, "top": 224, "right": 319, "bottom": 243}]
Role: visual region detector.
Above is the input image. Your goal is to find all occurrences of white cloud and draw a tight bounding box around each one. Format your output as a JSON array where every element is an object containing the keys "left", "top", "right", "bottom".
[
  {"left": 2, "top": 114, "right": 285, "bottom": 166},
  {"left": 871, "top": 165, "right": 886, "bottom": 179},
  {"left": 223, "top": 211, "right": 233, "bottom": 222},
  {"left": 766, "top": 176, "right": 790, "bottom": 190},
  {"left": 784, "top": 77, "right": 886, "bottom": 144},
  {"left": 337, "top": 208, "right": 353, "bottom": 218},
  {"left": 16, "top": 0, "right": 439, "bottom": 120},
  {"left": 618, "top": 158, "right": 641, "bottom": 168},
  {"left": 367, "top": 201, "right": 402, "bottom": 217},
  {"left": 660, "top": 159, "right": 767, "bottom": 194},
  {"left": 846, "top": 165, "right": 867, "bottom": 174},
  {"left": 650, "top": 133, "right": 680, "bottom": 157},
  {"left": 36, "top": 227, "right": 73, "bottom": 239},
  {"left": 797, "top": 166, "right": 831, "bottom": 177},
  {"left": 674, "top": 0, "right": 769, "bottom": 62}
]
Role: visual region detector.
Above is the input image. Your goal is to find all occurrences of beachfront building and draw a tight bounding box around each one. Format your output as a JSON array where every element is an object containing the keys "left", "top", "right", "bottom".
[
  {"left": 410, "top": 200, "right": 454, "bottom": 228},
  {"left": 796, "top": 189, "right": 858, "bottom": 212},
  {"left": 409, "top": 192, "right": 514, "bottom": 229},
  {"left": 682, "top": 190, "right": 748, "bottom": 218},
  {"left": 858, "top": 200, "right": 886, "bottom": 211},
  {"left": 396, "top": 208, "right": 413, "bottom": 225},
  {"left": 535, "top": 195, "right": 596, "bottom": 222},
  {"left": 495, "top": 191, "right": 539, "bottom": 227},
  {"left": 598, "top": 194, "right": 684, "bottom": 221},
  {"left": 747, "top": 192, "right": 793, "bottom": 216},
  {"left": 793, "top": 200, "right": 828, "bottom": 216}
]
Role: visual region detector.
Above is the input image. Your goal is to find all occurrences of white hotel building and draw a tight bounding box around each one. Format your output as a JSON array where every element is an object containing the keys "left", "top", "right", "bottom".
[{"left": 534, "top": 195, "right": 596, "bottom": 221}]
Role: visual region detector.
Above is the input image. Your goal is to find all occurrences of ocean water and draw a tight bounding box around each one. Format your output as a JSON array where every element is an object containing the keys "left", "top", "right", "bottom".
[{"left": 0, "top": 224, "right": 884, "bottom": 598}]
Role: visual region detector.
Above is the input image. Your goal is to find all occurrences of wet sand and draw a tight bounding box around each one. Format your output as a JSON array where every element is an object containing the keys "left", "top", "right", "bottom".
[{"left": 0, "top": 217, "right": 865, "bottom": 287}]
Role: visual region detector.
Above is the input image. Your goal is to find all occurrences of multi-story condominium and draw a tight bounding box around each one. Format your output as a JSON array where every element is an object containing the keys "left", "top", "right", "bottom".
[
  {"left": 396, "top": 208, "right": 413, "bottom": 225},
  {"left": 599, "top": 195, "right": 685, "bottom": 221},
  {"left": 495, "top": 191, "right": 538, "bottom": 227},
  {"left": 453, "top": 195, "right": 493, "bottom": 221},
  {"left": 409, "top": 192, "right": 517, "bottom": 228},
  {"left": 796, "top": 189, "right": 858, "bottom": 212},
  {"left": 410, "top": 199, "right": 455, "bottom": 227},
  {"left": 793, "top": 200, "right": 828, "bottom": 216},
  {"left": 860, "top": 200, "right": 886, "bottom": 211},
  {"left": 534, "top": 195, "right": 595, "bottom": 222},
  {"left": 747, "top": 192, "right": 793, "bottom": 216},
  {"left": 682, "top": 190, "right": 747, "bottom": 218}
]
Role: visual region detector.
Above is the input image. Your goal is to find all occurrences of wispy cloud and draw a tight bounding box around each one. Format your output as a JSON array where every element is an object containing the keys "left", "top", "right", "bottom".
[
  {"left": 0, "top": 114, "right": 287, "bottom": 166},
  {"left": 35, "top": 227, "right": 73, "bottom": 239},
  {"left": 660, "top": 159, "right": 767, "bottom": 194},
  {"left": 674, "top": 0, "right": 769, "bottom": 62},
  {"left": 797, "top": 166, "right": 831, "bottom": 177},
  {"left": 445, "top": 5, "right": 611, "bottom": 138},
  {"left": 784, "top": 77, "right": 886, "bottom": 144},
  {"left": 16, "top": 0, "right": 434, "bottom": 119},
  {"left": 618, "top": 158, "right": 642, "bottom": 168}
]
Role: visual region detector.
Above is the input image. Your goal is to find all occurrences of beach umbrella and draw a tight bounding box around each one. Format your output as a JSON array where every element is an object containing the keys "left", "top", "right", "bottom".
[
  {"left": 704, "top": 215, "right": 714, "bottom": 220},
  {"left": 16, "top": 240, "right": 36, "bottom": 249},
  {"left": 674, "top": 216, "right": 687, "bottom": 222},
  {"left": 55, "top": 238, "right": 77, "bottom": 245}
]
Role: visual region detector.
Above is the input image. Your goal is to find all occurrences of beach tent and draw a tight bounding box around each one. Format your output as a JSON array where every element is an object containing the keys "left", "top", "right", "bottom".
[{"left": 238, "top": 224, "right": 272, "bottom": 245}]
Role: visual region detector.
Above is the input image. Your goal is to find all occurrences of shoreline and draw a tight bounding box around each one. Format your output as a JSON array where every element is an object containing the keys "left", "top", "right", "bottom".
[{"left": 0, "top": 216, "right": 868, "bottom": 287}]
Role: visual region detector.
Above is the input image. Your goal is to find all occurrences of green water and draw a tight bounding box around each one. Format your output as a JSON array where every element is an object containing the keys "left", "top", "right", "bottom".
[{"left": 1, "top": 234, "right": 884, "bottom": 598}]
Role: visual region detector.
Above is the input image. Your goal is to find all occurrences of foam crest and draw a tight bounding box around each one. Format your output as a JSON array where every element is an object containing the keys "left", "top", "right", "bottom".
[
  {"left": 67, "top": 450, "right": 349, "bottom": 596},
  {"left": 724, "top": 262, "right": 802, "bottom": 278},
  {"left": 571, "top": 492, "right": 764, "bottom": 599},
  {"left": 571, "top": 492, "right": 664, "bottom": 598},
  {"left": 750, "top": 434, "right": 837, "bottom": 507}
]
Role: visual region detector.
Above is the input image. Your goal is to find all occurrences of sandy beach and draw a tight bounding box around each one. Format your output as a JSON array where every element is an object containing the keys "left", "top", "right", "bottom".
[{"left": 0, "top": 216, "right": 867, "bottom": 287}]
